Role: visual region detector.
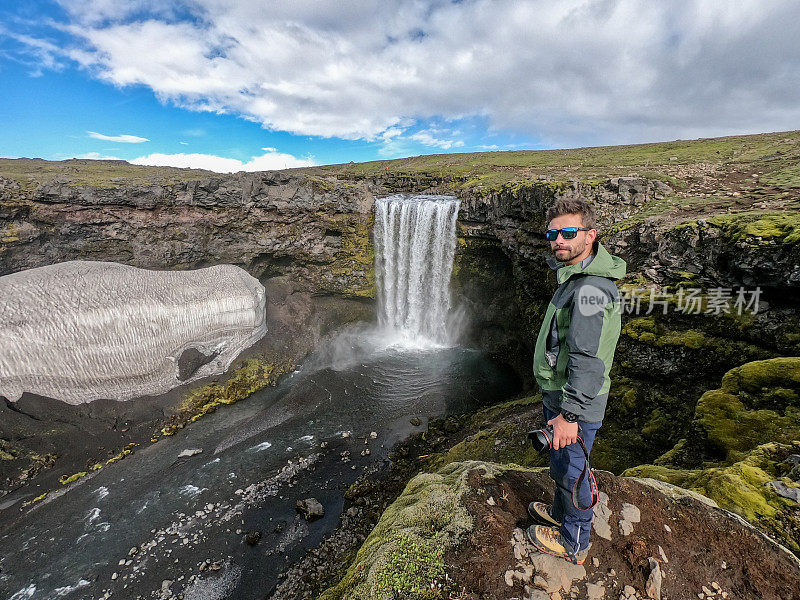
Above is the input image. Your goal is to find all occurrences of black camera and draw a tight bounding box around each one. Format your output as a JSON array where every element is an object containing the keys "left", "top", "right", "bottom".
[{"left": 527, "top": 425, "right": 555, "bottom": 452}]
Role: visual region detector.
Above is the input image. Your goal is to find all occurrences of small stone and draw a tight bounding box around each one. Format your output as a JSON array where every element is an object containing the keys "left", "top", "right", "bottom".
[
  {"left": 486, "top": 496, "right": 496, "bottom": 506},
  {"left": 619, "top": 519, "right": 634, "bottom": 536},
  {"left": 178, "top": 448, "right": 202, "bottom": 458},
  {"left": 410, "top": 417, "right": 422, "bottom": 426},
  {"left": 658, "top": 545, "right": 668, "bottom": 563},
  {"left": 609, "top": 569, "right": 616, "bottom": 577},
  {"left": 161, "top": 580, "right": 173, "bottom": 591},
  {"left": 111, "top": 573, "right": 118, "bottom": 580},
  {"left": 369, "top": 431, "right": 377, "bottom": 439},
  {"left": 720, "top": 561, "right": 727, "bottom": 569},
  {"left": 296, "top": 498, "right": 324, "bottom": 520},
  {"left": 128, "top": 547, "right": 139, "bottom": 557},
  {"left": 245, "top": 530, "right": 261, "bottom": 545},
  {"left": 592, "top": 557, "right": 600, "bottom": 568},
  {"left": 320, "top": 441, "right": 328, "bottom": 449},
  {"left": 702, "top": 586, "right": 713, "bottom": 596},
  {"left": 712, "top": 582, "right": 721, "bottom": 591},
  {"left": 504, "top": 570, "right": 515, "bottom": 586},
  {"left": 341, "top": 431, "right": 351, "bottom": 438},
  {"left": 624, "top": 585, "right": 636, "bottom": 597},
  {"left": 721, "top": 593, "right": 728, "bottom": 599},
  {"left": 118, "top": 559, "right": 125, "bottom": 566},
  {"left": 664, "top": 524, "right": 671, "bottom": 533},
  {"left": 646, "top": 557, "right": 662, "bottom": 600},
  {"left": 586, "top": 582, "right": 605, "bottom": 600}
]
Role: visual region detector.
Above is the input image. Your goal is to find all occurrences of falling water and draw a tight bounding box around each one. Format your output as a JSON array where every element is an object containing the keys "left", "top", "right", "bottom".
[{"left": 373, "top": 194, "right": 461, "bottom": 347}]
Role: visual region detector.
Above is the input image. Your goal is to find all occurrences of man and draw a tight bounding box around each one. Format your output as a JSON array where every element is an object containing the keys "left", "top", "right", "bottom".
[{"left": 526, "top": 197, "right": 626, "bottom": 564}]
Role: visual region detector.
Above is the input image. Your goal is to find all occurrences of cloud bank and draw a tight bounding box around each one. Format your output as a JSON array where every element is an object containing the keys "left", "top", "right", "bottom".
[
  {"left": 87, "top": 131, "right": 149, "bottom": 143},
  {"left": 12, "top": 1, "right": 800, "bottom": 147},
  {"left": 129, "top": 149, "right": 315, "bottom": 172},
  {"left": 72, "top": 149, "right": 315, "bottom": 172}
]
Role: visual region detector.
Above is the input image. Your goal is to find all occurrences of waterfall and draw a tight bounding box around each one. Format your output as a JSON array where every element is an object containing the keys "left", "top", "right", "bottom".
[{"left": 373, "top": 194, "right": 461, "bottom": 348}]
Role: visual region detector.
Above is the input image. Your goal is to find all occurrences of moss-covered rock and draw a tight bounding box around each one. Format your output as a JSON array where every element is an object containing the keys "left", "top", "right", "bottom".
[
  {"left": 330, "top": 215, "right": 376, "bottom": 298},
  {"left": 624, "top": 442, "right": 800, "bottom": 552},
  {"left": 624, "top": 357, "right": 800, "bottom": 551},
  {"left": 692, "top": 357, "right": 800, "bottom": 463},
  {"left": 707, "top": 211, "right": 800, "bottom": 246},
  {"left": 157, "top": 357, "right": 292, "bottom": 438},
  {"left": 320, "top": 461, "right": 497, "bottom": 600}
]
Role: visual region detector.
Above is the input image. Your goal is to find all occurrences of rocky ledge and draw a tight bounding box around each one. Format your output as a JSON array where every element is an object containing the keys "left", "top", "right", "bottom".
[{"left": 317, "top": 460, "right": 800, "bottom": 600}]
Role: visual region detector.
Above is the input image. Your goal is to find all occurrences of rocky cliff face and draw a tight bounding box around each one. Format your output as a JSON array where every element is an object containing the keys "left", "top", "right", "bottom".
[{"left": 1, "top": 150, "right": 799, "bottom": 575}]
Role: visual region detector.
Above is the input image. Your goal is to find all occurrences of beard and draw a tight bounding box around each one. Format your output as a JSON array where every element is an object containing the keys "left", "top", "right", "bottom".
[{"left": 553, "top": 240, "right": 587, "bottom": 262}]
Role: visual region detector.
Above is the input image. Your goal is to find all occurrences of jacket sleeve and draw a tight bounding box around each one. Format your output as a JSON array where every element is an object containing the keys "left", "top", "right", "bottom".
[{"left": 560, "top": 283, "right": 609, "bottom": 420}]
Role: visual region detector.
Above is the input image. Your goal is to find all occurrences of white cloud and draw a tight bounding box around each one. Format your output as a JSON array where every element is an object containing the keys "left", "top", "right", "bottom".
[
  {"left": 409, "top": 130, "right": 465, "bottom": 150},
  {"left": 87, "top": 131, "right": 149, "bottom": 143},
  {"left": 73, "top": 152, "right": 123, "bottom": 160},
  {"left": 179, "top": 141, "right": 188, "bottom": 145},
  {"left": 129, "top": 149, "right": 316, "bottom": 172},
  {"left": 15, "top": 1, "right": 800, "bottom": 146}
]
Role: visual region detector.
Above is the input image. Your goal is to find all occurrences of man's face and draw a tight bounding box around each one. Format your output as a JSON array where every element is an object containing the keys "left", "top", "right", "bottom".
[{"left": 548, "top": 213, "right": 594, "bottom": 263}]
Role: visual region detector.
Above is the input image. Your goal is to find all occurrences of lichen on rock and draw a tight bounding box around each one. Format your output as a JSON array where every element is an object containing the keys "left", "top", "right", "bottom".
[{"left": 320, "top": 461, "right": 494, "bottom": 600}]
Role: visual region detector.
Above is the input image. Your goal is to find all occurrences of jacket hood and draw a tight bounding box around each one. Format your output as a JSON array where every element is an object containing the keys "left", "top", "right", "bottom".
[{"left": 545, "top": 240, "right": 627, "bottom": 285}]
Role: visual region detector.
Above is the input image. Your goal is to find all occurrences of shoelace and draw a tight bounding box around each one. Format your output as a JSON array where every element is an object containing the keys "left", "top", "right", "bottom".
[{"left": 539, "top": 527, "right": 561, "bottom": 544}]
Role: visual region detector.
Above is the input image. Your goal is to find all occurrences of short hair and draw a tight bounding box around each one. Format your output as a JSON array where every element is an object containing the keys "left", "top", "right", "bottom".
[{"left": 545, "top": 197, "right": 597, "bottom": 230}]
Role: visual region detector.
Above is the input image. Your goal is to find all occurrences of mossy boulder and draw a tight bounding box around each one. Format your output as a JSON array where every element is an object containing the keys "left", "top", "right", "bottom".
[
  {"left": 624, "top": 357, "right": 800, "bottom": 552},
  {"left": 320, "top": 461, "right": 496, "bottom": 600},
  {"left": 707, "top": 211, "right": 800, "bottom": 246},
  {"left": 625, "top": 442, "right": 800, "bottom": 552},
  {"left": 694, "top": 357, "right": 800, "bottom": 463},
  {"left": 158, "top": 356, "right": 292, "bottom": 438}
]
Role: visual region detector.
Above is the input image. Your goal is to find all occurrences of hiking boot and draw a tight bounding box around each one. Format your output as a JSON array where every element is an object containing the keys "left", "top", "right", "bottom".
[
  {"left": 527, "top": 501, "right": 562, "bottom": 527},
  {"left": 526, "top": 524, "right": 590, "bottom": 565}
]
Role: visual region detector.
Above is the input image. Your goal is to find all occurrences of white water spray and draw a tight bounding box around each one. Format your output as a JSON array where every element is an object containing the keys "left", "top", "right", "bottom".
[{"left": 373, "top": 194, "right": 461, "bottom": 348}]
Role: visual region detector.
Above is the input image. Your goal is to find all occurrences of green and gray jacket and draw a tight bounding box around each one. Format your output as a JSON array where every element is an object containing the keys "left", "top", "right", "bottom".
[{"left": 533, "top": 240, "right": 627, "bottom": 423}]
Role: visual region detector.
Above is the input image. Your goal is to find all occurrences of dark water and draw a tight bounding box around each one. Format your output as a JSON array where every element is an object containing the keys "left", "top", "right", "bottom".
[{"left": 0, "top": 328, "right": 519, "bottom": 600}]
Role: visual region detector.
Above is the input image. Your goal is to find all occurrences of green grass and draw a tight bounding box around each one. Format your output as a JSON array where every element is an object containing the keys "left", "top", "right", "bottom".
[
  {"left": 0, "top": 158, "right": 214, "bottom": 190},
  {"left": 3, "top": 131, "right": 800, "bottom": 215}
]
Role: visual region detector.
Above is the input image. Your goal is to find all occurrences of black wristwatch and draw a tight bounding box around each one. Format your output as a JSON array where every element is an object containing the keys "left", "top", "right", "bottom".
[{"left": 560, "top": 410, "right": 580, "bottom": 423}]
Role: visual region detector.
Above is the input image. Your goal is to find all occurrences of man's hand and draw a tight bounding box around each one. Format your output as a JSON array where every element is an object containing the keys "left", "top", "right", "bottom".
[{"left": 547, "top": 413, "right": 579, "bottom": 450}]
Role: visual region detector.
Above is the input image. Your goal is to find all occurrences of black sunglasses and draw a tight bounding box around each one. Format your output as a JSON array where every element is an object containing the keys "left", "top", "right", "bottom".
[{"left": 545, "top": 227, "right": 591, "bottom": 241}]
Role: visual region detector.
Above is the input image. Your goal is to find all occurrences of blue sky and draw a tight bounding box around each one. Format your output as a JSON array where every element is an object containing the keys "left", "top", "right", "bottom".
[{"left": 2, "top": 1, "right": 800, "bottom": 172}]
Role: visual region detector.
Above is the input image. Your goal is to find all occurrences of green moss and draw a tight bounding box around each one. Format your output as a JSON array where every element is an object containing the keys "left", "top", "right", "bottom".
[
  {"left": 622, "top": 317, "right": 708, "bottom": 350},
  {"left": 321, "top": 461, "right": 491, "bottom": 600},
  {"left": 59, "top": 471, "right": 88, "bottom": 485},
  {"left": 331, "top": 215, "right": 376, "bottom": 298},
  {"left": 760, "top": 164, "right": 800, "bottom": 189},
  {"left": 625, "top": 442, "right": 800, "bottom": 551},
  {"left": 703, "top": 211, "right": 800, "bottom": 245},
  {"left": 22, "top": 491, "right": 49, "bottom": 507},
  {"left": 105, "top": 442, "right": 138, "bottom": 465},
  {"left": 158, "top": 357, "right": 292, "bottom": 438},
  {"left": 627, "top": 358, "right": 800, "bottom": 550},
  {"left": 1, "top": 223, "right": 20, "bottom": 243},
  {"left": 694, "top": 358, "right": 800, "bottom": 462},
  {"left": 0, "top": 439, "right": 18, "bottom": 460}
]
